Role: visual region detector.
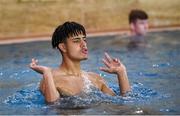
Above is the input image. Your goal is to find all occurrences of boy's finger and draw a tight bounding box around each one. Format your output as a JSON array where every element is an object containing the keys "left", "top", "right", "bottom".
[
  {"left": 99, "top": 67, "right": 109, "bottom": 72},
  {"left": 102, "top": 59, "right": 111, "bottom": 68},
  {"left": 104, "top": 52, "right": 112, "bottom": 62}
]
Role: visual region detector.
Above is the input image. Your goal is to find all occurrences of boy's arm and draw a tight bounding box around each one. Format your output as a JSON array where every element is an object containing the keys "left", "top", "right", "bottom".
[
  {"left": 30, "top": 58, "right": 60, "bottom": 103},
  {"left": 42, "top": 69, "right": 60, "bottom": 103},
  {"left": 90, "top": 72, "right": 116, "bottom": 96},
  {"left": 116, "top": 66, "right": 130, "bottom": 95},
  {"left": 100, "top": 53, "right": 131, "bottom": 96}
]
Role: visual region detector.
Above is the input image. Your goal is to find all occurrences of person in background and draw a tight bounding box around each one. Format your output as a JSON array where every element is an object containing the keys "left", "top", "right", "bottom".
[
  {"left": 128, "top": 9, "right": 149, "bottom": 49},
  {"left": 29, "top": 21, "right": 131, "bottom": 103}
]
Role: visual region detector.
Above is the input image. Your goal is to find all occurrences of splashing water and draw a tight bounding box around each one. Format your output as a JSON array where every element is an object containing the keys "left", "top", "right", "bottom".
[{"left": 81, "top": 72, "right": 94, "bottom": 94}]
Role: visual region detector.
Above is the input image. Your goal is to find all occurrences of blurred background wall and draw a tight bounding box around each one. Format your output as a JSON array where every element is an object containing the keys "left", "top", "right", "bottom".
[{"left": 0, "top": 0, "right": 180, "bottom": 39}]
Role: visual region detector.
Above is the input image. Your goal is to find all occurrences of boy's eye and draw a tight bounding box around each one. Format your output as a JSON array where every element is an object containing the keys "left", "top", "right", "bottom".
[
  {"left": 83, "top": 39, "right": 87, "bottom": 42},
  {"left": 72, "top": 37, "right": 86, "bottom": 43}
]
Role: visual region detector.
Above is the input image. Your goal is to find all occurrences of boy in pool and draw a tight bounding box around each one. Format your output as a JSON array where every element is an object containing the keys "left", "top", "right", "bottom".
[
  {"left": 29, "top": 21, "right": 130, "bottom": 103},
  {"left": 128, "top": 9, "right": 149, "bottom": 49}
]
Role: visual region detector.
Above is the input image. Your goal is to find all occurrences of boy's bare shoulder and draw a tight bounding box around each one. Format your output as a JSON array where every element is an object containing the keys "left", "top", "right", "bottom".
[
  {"left": 87, "top": 72, "right": 99, "bottom": 76},
  {"left": 86, "top": 72, "right": 104, "bottom": 80}
]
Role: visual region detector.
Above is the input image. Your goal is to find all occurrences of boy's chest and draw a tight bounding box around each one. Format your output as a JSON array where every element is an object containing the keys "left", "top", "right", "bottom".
[{"left": 54, "top": 76, "right": 85, "bottom": 96}]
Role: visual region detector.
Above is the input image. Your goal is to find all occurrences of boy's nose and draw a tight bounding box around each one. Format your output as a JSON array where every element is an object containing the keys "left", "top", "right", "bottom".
[
  {"left": 80, "top": 39, "right": 87, "bottom": 48},
  {"left": 145, "top": 23, "right": 149, "bottom": 29}
]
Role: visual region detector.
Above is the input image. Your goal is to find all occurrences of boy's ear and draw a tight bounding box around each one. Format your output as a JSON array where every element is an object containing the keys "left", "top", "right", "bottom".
[
  {"left": 130, "top": 23, "right": 135, "bottom": 31},
  {"left": 58, "top": 43, "right": 67, "bottom": 52}
]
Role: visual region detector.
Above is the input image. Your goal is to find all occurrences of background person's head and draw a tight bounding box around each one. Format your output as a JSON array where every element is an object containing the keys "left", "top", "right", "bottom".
[
  {"left": 129, "top": 9, "right": 149, "bottom": 36},
  {"left": 51, "top": 21, "right": 88, "bottom": 60}
]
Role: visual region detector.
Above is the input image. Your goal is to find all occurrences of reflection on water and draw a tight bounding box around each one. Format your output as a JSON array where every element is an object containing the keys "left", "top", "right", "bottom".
[{"left": 0, "top": 30, "right": 180, "bottom": 115}]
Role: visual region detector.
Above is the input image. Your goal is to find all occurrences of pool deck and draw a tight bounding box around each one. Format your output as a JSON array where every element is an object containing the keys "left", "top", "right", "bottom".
[{"left": 0, "top": 25, "right": 180, "bottom": 45}]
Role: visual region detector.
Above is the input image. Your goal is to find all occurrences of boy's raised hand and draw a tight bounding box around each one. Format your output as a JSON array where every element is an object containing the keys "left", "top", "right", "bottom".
[
  {"left": 100, "top": 52, "right": 126, "bottom": 75},
  {"left": 29, "top": 58, "right": 51, "bottom": 74}
]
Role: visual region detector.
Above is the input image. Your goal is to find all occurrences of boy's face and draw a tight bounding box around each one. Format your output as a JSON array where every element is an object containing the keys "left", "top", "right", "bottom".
[
  {"left": 63, "top": 34, "right": 88, "bottom": 61},
  {"left": 132, "top": 19, "right": 148, "bottom": 36}
]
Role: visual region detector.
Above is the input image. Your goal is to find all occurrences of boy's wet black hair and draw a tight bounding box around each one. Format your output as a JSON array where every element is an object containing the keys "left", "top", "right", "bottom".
[
  {"left": 52, "top": 21, "right": 86, "bottom": 49},
  {"left": 129, "top": 9, "right": 148, "bottom": 24}
]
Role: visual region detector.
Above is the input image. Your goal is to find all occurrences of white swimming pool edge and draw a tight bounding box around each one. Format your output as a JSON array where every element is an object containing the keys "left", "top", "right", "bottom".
[{"left": 0, "top": 26, "right": 180, "bottom": 45}]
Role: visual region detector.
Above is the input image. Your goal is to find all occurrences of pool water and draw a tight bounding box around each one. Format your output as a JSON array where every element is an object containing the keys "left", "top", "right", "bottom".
[{"left": 0, "top": 30, "right": 180, "bottom": 115}]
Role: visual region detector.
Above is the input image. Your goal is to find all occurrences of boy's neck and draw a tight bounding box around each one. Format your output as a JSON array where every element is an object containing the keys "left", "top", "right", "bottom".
[{"left": 60, "top": 60, "right": 82, "bottom": 76}]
